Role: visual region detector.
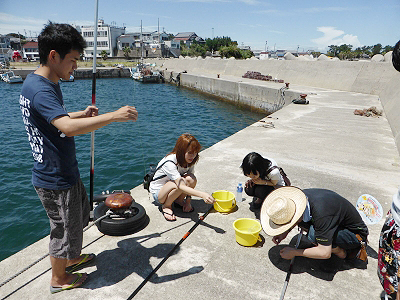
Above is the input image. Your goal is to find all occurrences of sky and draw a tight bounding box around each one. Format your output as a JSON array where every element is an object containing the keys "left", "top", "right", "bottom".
[{"left": 1, "top": 0, "right": 399, "bottom": 52}]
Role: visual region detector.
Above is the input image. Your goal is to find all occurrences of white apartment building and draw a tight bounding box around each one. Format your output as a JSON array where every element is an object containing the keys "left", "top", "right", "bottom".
[{"left": 80, "top": 19, "right": 125, "bottom": 59}]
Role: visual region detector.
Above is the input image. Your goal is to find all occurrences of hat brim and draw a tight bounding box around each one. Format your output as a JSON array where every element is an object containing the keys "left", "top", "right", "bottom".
[{"left": 260, "top": 186, "right": 307, "bottom": 236}]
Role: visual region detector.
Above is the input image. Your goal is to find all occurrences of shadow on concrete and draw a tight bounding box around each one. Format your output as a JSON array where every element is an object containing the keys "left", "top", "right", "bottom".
[
  {"left": 268, "top": 234, "right": 369, "bottom": 282},
  {"left": 159, "top": 199, "right": 226, "bottom": 234},
  {"left": 84, "top": 200, "right": 225, "bottom": 290},
  {"left": 83, "top": 235, "right": 202, "bottom": 290}
]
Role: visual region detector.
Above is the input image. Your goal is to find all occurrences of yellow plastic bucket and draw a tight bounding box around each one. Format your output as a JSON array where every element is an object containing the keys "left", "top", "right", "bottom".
[
  {"left": 233, "top": 218, "right": 262, "bottom": 246},
  {"left": 212, "top": 190, "right": 236, "bottom": 213}
]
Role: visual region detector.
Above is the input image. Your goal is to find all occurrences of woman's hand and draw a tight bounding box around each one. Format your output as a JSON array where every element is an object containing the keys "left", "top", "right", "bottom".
[
  {"left": 252, "top": 177, "right": 267, "bottom": 185},
  {"left": 245, "top": 179, "right": 254, "bottom": 189},
  {"left": 202, "top": 193, "right": 215, "bottom": 204}
]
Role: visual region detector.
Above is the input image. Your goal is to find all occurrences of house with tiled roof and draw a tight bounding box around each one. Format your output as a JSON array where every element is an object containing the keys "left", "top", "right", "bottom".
[{"left": 174, "top": 32, "right": 204, "bottom": 47}]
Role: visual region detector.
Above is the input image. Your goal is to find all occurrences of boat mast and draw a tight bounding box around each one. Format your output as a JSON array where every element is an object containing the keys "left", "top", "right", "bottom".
[{"left": 140, "top": 20, "right": 143, "bottom": 63}]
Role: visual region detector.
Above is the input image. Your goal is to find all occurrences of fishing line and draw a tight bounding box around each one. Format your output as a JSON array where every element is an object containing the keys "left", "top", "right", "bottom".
[{"left": 130, "top": 72, "right": 149, "bottom": 197}]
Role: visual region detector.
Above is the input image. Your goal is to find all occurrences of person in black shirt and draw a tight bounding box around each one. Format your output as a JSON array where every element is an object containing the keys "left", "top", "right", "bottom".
[{"left": 261, "top": 187, "right": 368, "bottom": 264}]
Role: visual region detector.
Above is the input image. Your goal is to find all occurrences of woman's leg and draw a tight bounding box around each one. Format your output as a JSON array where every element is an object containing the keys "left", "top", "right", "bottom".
[
  {"left": 180, "top": 174, "right": 196, "bottom": 212},
  {"left": 247, "top": 185, "right": 274, "bottom": 208}
]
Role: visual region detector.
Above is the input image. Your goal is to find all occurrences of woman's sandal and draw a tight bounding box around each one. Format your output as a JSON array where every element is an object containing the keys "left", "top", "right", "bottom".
[{"left": 161, "top": 207, "right": 176, "bottom": 221}]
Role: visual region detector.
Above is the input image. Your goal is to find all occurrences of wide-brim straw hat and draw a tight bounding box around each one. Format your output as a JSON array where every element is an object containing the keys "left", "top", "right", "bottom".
[{"left": 260, "top": 186, "right": 307, "bottom": 236}]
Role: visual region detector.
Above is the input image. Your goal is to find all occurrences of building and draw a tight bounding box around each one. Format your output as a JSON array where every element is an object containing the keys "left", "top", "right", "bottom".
[
  {"left": 22, "top": 41, "right": 39, "bottom": 61},
  {"left": 80, "top": 19, "right": 125, "bottom": 59},
  {"left": 0, "top": 35, "right": 12, "bottom": 63},
  {"left": 164, "top": 40, "right": 180, "bottom": 57},
  {"left": 259, "top": 51, "right": 270, "bottom": 60},
  {"left": 0, "top": 35, "right": 11, "bottom": 49},
  {"left": 174, "top": 32, "right": 204, "bottom": 47}
]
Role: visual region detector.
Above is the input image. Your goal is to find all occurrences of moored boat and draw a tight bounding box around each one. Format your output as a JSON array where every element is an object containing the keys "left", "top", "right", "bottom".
[
  {"left": 0, "top": 71, "right": 23, "bottom": 83},
  {"left": 130, "top": 64, "right": 161, "bottom": 83}
]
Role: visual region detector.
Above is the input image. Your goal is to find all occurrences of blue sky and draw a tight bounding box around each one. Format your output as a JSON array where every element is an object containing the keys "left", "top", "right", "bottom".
[{"left": 1, "top": 0, "right": 399, "bottom": 52}]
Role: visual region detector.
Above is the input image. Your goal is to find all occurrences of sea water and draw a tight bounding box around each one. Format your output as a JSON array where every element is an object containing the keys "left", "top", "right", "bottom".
[{"left": 0, "top": 77, "right": 265, "bottom": 261}]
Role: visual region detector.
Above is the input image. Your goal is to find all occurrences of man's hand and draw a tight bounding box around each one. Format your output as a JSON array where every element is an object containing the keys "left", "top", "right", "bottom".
[
  {"left": 273, "top": 232, "right": 289, "bottom": 245},
  {"left": 113, "top": 105, "right": 138, "bottom": 122},
  {"left": 280, "top": 246, "right": 297, "bottom": 260},
  {"left": 83, "top": 105, "right": 98, "bottom": 117}
]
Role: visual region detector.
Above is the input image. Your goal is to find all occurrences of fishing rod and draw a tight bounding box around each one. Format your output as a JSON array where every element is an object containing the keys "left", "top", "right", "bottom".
[
  {"left": 279, "top": 229, "right": 303, "bottom": 300},
  {"left": 90, "top": 0, "right": 99, "bottom": 218},
  {"left": 127, "top": 205, "right": 214, "bottom": 299}
]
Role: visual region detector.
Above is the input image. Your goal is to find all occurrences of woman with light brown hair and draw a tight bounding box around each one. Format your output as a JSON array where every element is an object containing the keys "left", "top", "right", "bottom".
[{"left": 149, "top": 133, "right": 214, "bottom": 221}]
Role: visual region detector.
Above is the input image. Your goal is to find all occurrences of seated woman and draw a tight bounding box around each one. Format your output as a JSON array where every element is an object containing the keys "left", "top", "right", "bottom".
[
  {"left": 149, "top": 133, "right": 215, "bottom": 221},
  {"left": 240, "top": 152, "right": 286, "bottom": 209}
]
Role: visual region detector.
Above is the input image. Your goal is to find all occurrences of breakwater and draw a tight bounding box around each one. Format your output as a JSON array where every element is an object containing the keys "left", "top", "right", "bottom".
[
  {"left": 158, "top": 57, "right": 400, "bottom": 156},
  {"left": 13, "top": 67, "right": 131, "bottom": 79}
]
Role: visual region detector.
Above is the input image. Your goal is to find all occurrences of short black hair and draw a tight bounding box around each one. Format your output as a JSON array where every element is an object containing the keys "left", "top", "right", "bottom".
[
  {"left": 38, "top": 21, "right": 86, "bottom": 65},
  {"left": 393, "top": 40, "right": 400, "bottom": 72},
  {"left": 240, "top": 152, "right": 272, "bottom": 180}
]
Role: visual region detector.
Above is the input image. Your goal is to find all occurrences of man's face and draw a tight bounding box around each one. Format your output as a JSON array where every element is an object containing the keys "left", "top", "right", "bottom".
[{"left": 55, "top": 50, "right": 80, "bottom": 81}]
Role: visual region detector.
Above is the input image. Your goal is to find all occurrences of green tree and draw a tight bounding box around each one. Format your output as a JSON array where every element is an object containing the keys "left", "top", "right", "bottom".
[
  {"left": 371, "top": 43, "right": 382, "bottom": 55},
  {"left": 327, "top": 45, "right": 340, "bottom": 57},
  {"left": 101, "top": 50, "right": 108, "bottom": 60},
  {"left": 123, "top": 46, "right": 131, "bottom": 59},
  {"left": 219, "top": 45, "right": 241, "bottom": 58},
  {"left": 311, "top": 51, "right": 321, "bottom": 58},
  {"left": 382, "top": 45, "right": 393, "bottom": 55},
  {"left": 239, "top": 49, "right": 254, "bottom": 59}
]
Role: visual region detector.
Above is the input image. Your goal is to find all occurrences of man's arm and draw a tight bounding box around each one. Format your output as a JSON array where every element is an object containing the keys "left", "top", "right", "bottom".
[
  {"left": 280, "top": 243, "right": 332, "bottom": 260},
  {"left": 52, "top": 105, "right": 138, "bottom": 136}
]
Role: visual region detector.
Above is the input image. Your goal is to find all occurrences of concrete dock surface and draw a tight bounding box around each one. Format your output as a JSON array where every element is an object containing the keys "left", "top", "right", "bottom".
[{"left": 1, "top": 80, "right": 399, "bottom": 299}]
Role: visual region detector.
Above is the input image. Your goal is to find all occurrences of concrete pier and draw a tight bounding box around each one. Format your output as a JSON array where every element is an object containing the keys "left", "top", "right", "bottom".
[{"left": 1, "top": 58, "right": 400, "bottom": 300}]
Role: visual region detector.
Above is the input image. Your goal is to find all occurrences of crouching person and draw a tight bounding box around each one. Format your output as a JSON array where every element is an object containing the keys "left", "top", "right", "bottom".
[{"left": 261, "top": 187, "right": 369, "bottom": 271}]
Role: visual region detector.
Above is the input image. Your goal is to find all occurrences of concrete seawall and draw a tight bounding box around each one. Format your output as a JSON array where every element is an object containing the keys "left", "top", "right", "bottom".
[
  {"left": 160, "top": 58, "right": 400, "bottom": 156},
  {"left": 12, "top": 67, "right": 131, "bottom": 79}
]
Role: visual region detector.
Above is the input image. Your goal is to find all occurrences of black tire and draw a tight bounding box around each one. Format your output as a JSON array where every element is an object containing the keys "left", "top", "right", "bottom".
[{"left": 93, "top": 202, "right": 149, "bottom": 236}]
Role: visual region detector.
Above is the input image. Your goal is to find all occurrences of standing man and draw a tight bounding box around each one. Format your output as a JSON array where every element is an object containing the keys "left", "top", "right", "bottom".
[
  {"left": 19, "top": 22, "right": 138, "bottom": 293},
  {"left": 261, "top": 187, "right": 369, "bottom": 270}
]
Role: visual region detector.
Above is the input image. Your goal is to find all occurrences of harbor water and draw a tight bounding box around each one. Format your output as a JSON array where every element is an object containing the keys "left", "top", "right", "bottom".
[{"left": 0, "top": 77, "right": 265, "bottom": 261}]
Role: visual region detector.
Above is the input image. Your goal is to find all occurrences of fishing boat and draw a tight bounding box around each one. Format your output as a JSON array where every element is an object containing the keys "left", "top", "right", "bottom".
[
  {"left": 130, "top": 64, "right": 161, "bottom": 83},
  {"left": 129, "top": 20, "right": 162, "bottom": 83},
  {"left": 0, "top": 71, "right": 23, "bottom": 83}
]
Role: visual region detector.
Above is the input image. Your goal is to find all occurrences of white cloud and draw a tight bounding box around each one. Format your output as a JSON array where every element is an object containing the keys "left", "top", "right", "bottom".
[
  {"left": 238, "top": 0, "right": 260, "bottom": 5},
  {"left": 311, "top": 26, "right": 361, "bottom": 50}
]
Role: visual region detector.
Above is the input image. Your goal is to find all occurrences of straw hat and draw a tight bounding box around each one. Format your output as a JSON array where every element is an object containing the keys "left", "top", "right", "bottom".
[{"left": 260, "top": 186, "right": 307, "bottom": 236}]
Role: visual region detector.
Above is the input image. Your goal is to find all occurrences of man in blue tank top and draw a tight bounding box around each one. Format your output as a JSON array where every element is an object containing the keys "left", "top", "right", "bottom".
[{"left": 19, "top": 22, "right": 138, "bottom": 293}]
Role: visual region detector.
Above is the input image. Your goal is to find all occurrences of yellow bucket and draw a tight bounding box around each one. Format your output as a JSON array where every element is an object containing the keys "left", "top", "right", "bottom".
[
  {"left": 233, "top": 218, "right": 262, "bottom": 246},
  {"left": 212, "top": 190, "right": 236, "bottom": 213}
]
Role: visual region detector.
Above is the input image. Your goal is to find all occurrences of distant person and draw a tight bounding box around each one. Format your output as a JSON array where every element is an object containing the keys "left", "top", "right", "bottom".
[
  {"left": 261, "top": 187, "right": 369, "bottom": 271},
  {"left": 19, "top": 22, "right": 138, "bottom": 293},
  {"left": 240, "top": 152, "right": 287, "bottom": 209},
  {"left": 149, "top": 133, "right": 215, "bottom": 221},
  {"left": 378, "top": 40, "right": 400, "bottom": 300}
]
